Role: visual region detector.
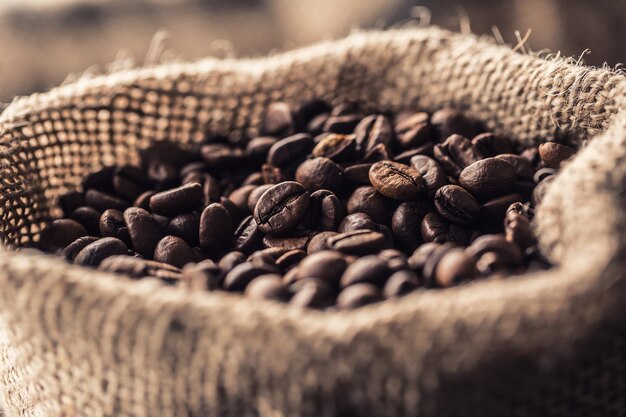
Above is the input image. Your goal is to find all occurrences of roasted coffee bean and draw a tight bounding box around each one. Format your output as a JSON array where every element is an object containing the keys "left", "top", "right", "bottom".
[
  {"left": 70, "top": 206, "right": 101, "bottom": 236},
  {"left": 99, "top": 209, "right": 132, "bottom": 247},
  {"left": 328, "top": 230, "right": 391, "bottom": 256},
  {"left": 198, "top": 203, "right": 232, "bottom": 252},
  {"left": 99, "top": 255, "right": 180, "bottom": 279},
  {"left": 433, "top": 134, "right": 483, "bottom": 178},
  {"left": 153, "top": 235, "right": 197, "bottom": 268},
  {"left": 267, "top": 133, "right": 314, "bottom": 168},
  {"left": 312, "top": 133, "right": 357, "bottom": 162},
  {"left": 295, "top": 157, "right": 344, "bottom": 194},
  {"left": 223, "top": 262, "right": 279, "bottom": 292},
  {"left": 340, "top": 255, "right": 391, "bottom": 288},
  {"left": 254, "top": 181, "right": 310, "bottom": 235},
  {"left": 59, "top": 191, "right": 84, "bottom": 217},
  {"left": 459, "top": 158, "right": 517, "bottom": 199},
  {"left": 82, "top": 166, "right": 115, "bottom": 192},
  {"left": 62, "top": 236, "right": 100, "bottom": 261},
  {"left": 233, "top": 216, "right": 263, "bottom": 254},
  {"left": 466, "top": 235, "right": 523, "bottom": 268},
  {"left": 85, "top": 189, "right": 129, "bottom": 212},
  {"left": 431, "top": 108, "right": 478, "bottom": 140},
  {"left": 149, "top": 183, "right": 203, "bottom": 217},
  {"left": 243, "top": 172, "right": 265, "bottom": 188},
  {"left": 219, "top": 251, "right": 246, "bottom": 271},
  {"left": 368, "top": 161, "right": 424, "bottom": 201},
  {"left": 495, "top": 154, "right": 535, "bottom": 182},
  {"left": 262, "top": 231, "right": 313, "bottom": 251},
  {"left": 246, "top": 136, "right": 278, "bottom": 163},
  {"left": 355, "top": 114, "right": 393, "bottom": 153},
  {"left": 152, "top": 214, "right": 171, "bottom": 233},
  {"left": 39, "top": 219, "right": 89, "bottom": 253},
  {"left": 263, "top": 102, "right": 294, "bottom": 136},
  {"left": 338, "top": 213, "right": 377, "bottom": 233},
  {"left": 394, "top": 112, "right": 431, "bottom": 149},
  {"left": 434, "top": 185, "right": 479, "bottom": 225},
  {"left": 247, "top": 184, "right": 273, "bottom": 213},
  {"left": 296, "top": 250, "right": 347, "bottom": 287},
  {"left": 422, "top": 242, "right": 456, "bottom": 285},
  {"left": 410, "top": 155, "right": 447, "bottom": 198},
  {"left": 324, "top": 114, "right": 361, "bottom": 134},
  {"left": 229, "top": 184, "right": 257, "bottom": 215},
  {"left": 532, "top": 175, "right": 556, "bottom": 206},
  {"left": 337, "top": 283, "right": 382, "bottom": 309},
  {"left": 133, "top": 191, "right": 156, "bottom": 211},
  {"left": 275, "top": 249, "right": 306, "bottom": 272},
  {"left": 306, "top": 113, "right": 330, "bottom": 134},
  {"left": 307, "top": 231, "right": 337, "bottom": 254},
  {"left": 343, "top": 163, "right": 373, "bottom": 185},
  {"left": 392, "top": 202, "right": 428, "bottom": 253},
  {"left": 290, "top": 278, "right": 335, "bottom": 309},
  {"left": 538, "top": 142, "right": 576, "bottom": 168},
  {"left": 166, "top": 212, "right": 201, "bottom": 247},
  {"left": 202, "top": 174, "right": 222, "bottom": 205},
  {"left": 472, "top": 133, "right": 512, "bottom": 157},
  {"left": 181, "top": 259, "right": 222, "bottom": 291},
  {"left": 478, "top": 194, "right": 523, "bottom": 230},
  {"left": 305, "top": 190, "right": 342, "bottom": 231},
  {"left": 383, "top": 270, "right": 420, "bottom": 298},
  {"left": 435, "top": 248, "right": 478, "bottom": 287},
  {"left": 248, "top": 247, "right": 288, "bottom": 267},
  {"left": 506, "top": 216, "right": 536, "bottom": 251},
  {"left": 408, "top": 242, "right": 441, "bottom": 274},
  {"left": 421, "top": 212, "right": 470, "bottom": 245},
  {"left": 379, "top": 249, "right": 409, "bottom": 272},
  {"left": 245, "top": 275, "right": 290, "bottom": 302},
  {"left": 347, "top": 186, "right": 395, "bottom": 224},
  {"left": 124, "top": 207, "right": 163, "bottom": 258},
  {"left": 74, "top": 237, "right": 128, "bottom": 266}
]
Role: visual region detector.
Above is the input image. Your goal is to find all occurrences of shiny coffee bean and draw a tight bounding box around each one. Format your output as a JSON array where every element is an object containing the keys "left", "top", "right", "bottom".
[
  {"left": 199, "top": 203, "right": 233, "bottom": 252},
  {"left": 431, "top": 108, "right": 478, "bottom": 140},
  {"left": 383, "top": 270, "right": 420, "bottom": 298},
  {"left": 410, "top": 155, "right": 447, "bottom": 198},
  {"left": 223, "top": 262, "right": 279, "bottom": 292},
  {"left": 328, "top": 230, "right": 391, "bottom": 256},
  {"left": 312, "top": 133, "right": 357, "bottom": 162},
  {"left": 245, "top": 275, "right": 290, "bottom": 302},
  {"left": 74, "top": 237, "right": 128, "bottom": 266},
  {"left": 39, "top": 219, "right": 89, "bottom": 253},
  {"left": 338, "top": 213, "right": 377, "bottom": 233},
  {"left": 267, "top": 133, "right": 314, "bottom": 168},
  {"left": 233, "top": 216, "right": 263, "bottom": 254},
  {"left": 85, "top": 189, "right": 129, "bottom": 212},
  {"left": 347, "top": 186, "right": 395, "bottom": 225},
  {"left": 435, "top": 248, "right": 478, "bottom": 287},
  {"left": 434, "top": 185, "right": 479, "bottom": 225},
  {"left": 391, "top": 202, "right": 428, "bottom": 253},
  {"left": 62, "top": 236, "right": 100, "bottom": 261},
  {"left": 263, "top": 102, "right": 294, "bottom": 136},
  {"left": 124, "top": 207, "right": 163, "bottom": 258},
  {"left": 167, "top": 212, "right": 201, "bottom": 247},
  {"left": 254, "top": 181, "right": 310, "bottom": 235},
  {"left": 149, "top": 182, "right": 203, "bottom": 216},
  {"left": 354, "top": 114, "right": 393, "bottom": 153},
  {"left": 296, "top": 250, "right": 347, "bottom": 287},
  {"left": 394, "top": 112, "right": 431, "bottom": 149},
  {"left": 459, "top": 158, "right": 517, "bottom": 199},
  {"left": 99, "top": 209, "right": 132, "bottom": 247},
  {"left": 421, "top": 212, "right": 470, "bottom": 245},
  {"left": 337, "top": 283, "right": 382, "bottom": 309},
  {"left": 433, "top": 134, "right": 483, "bottom": 177},
  {"left": 305, "top": 190, "right": 342, "bottom": 231},
  {"left": 340, "top": 255, "right": 391, "bottom": 288},
  {"left": 471, "top": 133, "right": 512, "bottom": 157},
  {"left": 538, "top": 142, "right": 576, "bottom": 168},
  {"left": 153, "top": 235, "right": 197, "bottom": 268},
  {"left": 290, "top": 278, "right": 335, "bottom": 309},
  {"left": 295, "top": 157, "right": 344, "bottom": 194},
  {"left": 369, "top": 161, "right": 424, "bottom": 201}
]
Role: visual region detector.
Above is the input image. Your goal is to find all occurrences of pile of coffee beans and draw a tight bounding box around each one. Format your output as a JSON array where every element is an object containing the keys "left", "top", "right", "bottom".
[{"left": 37, "top": 101, "right": 576, "bottom": 309}]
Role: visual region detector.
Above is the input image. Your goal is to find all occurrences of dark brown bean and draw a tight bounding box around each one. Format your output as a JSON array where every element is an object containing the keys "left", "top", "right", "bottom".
[
  {"left": 199, "top": 203, "right": 233, "bottom": 252},
  {"left": 124, "top": 207, "right": 163, "bottom": 258},
  {"left": 459, "top": 158, "right": 517, "bottom": 199},
  {"left": 74, "top": 237, "right": 128, "bottom": 266},
  {"left": 153, "top": 235, "right": 197, "bottom": 268},
  {"left": 369, "top": 161, "right": 424, "bottom": 201},
  {"left": 254, "top": 181, "right": 310, "bottom": 235},
  {"left": 39, "top": 219, "right": 89, "bottom": 253},
  {"left": 149, "top": 183, "right": 203, "bottom": 217}
]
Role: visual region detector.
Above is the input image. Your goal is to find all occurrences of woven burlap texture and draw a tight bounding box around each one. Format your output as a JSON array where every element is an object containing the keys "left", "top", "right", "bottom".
[{"left": 0, "top": 27, "right": 625, "bottom": 417}]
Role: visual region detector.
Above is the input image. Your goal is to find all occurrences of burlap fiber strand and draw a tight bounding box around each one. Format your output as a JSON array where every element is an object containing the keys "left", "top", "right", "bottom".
[{"left": 0, "top": 27, "right": 625, "bottom": 417}]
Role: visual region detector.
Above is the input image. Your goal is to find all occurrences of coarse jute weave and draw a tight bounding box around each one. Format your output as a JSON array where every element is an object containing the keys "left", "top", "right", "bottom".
[{"left": 0, "top": 27, "right": 625, "bottom": 417}]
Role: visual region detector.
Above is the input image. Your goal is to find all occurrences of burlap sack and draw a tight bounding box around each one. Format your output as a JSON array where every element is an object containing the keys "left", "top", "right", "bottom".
[{"left": 0, "top": 27, "right": 625, "bottom": 417}]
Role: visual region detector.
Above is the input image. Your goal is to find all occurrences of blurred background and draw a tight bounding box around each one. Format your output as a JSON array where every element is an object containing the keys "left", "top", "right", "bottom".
[{"left": 1, "top": 0, "right": 624, "bottom": 103}]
